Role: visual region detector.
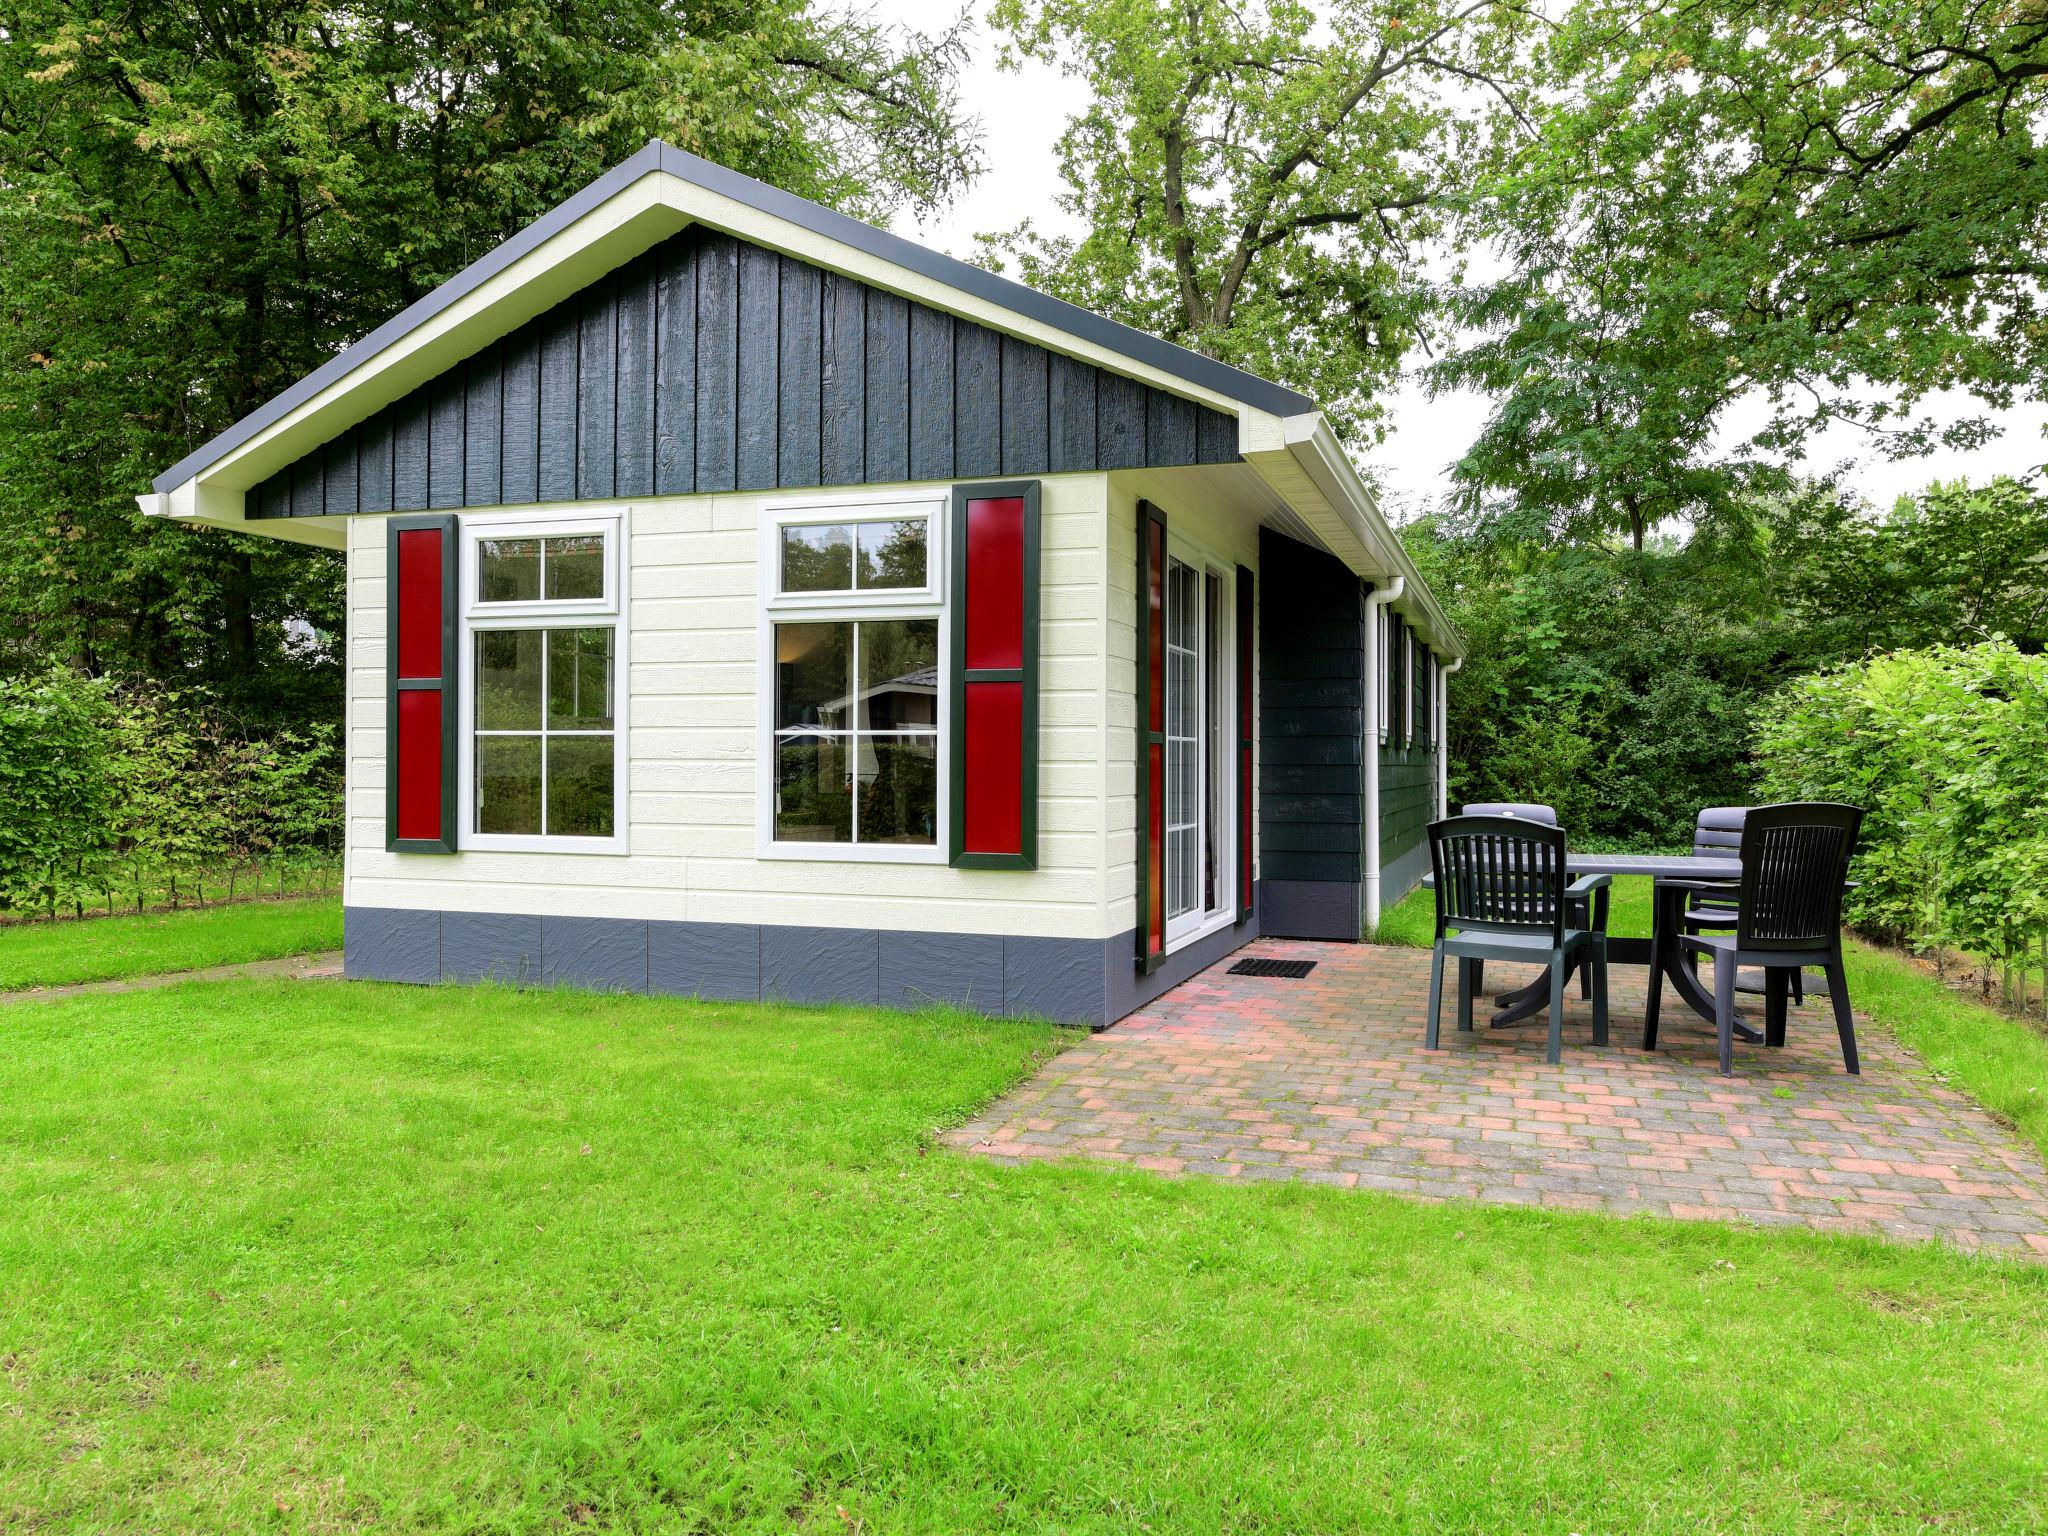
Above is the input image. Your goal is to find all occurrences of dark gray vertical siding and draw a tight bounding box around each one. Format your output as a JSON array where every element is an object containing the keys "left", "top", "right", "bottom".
[
  {"left": 255, "top": 225, "right": 1245, "bottom": 517},
  {"left": 863, "top": 290, "right": 910, "bottom": 485},
  {"left": 359, "top": 409, "right": 393, "bottom": 513},
  {"left": 953, "top": 321, "right": 1001, "bottom": 478},
  {"left": 614, "top": 256, "right": 657, "bottom": 499},
  {"left": 906, "top": 305, "right": 954, "bottom": 483},
  {"left": 464, "top": 347, "right": 502, "bottom": 510},
  {"left": 1047, "top": 352, "right": 1096, "bottom": 473},
  {"left": 324, "top": 432, "right": 357, "bottom": 517},
  {"left": 499, "top": 331, "right": 539, "bottom": 505},
  {"left": 735, "top": 243, "right": 781, "bottom": 492},
  {"left": 1000, "top": 335, "right": 1048, "bottom": 477},
  {"left": 536, "top": 307, "right": 579, "bottom": 502},
  {"left": 653, "top": 240, "right": 697, "bottom": 496},
  {"left": 393, "top": 393, "right": 430, "bottom": 509},
  {"left": 577, "top": 278, "right": 618, "bottom": 501},
  {"left": 820, "top": 272, "right": 865, "bottom": 486},
  {"left": 694, "top": 236, "right": 739, "bottom": 494},
  {"left": 776, "top": 262, "right": 822, "bottom": 488},
  {"left": 1097, "top": 371, "right": 1147, "bottom": 470}
]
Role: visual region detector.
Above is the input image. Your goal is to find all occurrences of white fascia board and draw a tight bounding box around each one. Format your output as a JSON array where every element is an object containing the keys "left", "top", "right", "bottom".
[
  {"left": 1242, "top": 412, "right": 1466, "bottom": 659},
  {"left": 157, "top": 155, "right": 1282, "bottom": 533},
  {"left": 138, "top": 485, "right": 346, "bottom": 551}
]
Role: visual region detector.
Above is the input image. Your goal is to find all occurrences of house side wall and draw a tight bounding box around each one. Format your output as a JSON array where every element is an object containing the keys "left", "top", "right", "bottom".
[
  {"left": 1377, "top": 741, "right": 1438, "bottom": 910},
  {"left": 343, "top": 472, "right": 1128, "bottom": 1019},
  {"left": 1256, "top": 528, "right": 1367, "bottom": 940}
]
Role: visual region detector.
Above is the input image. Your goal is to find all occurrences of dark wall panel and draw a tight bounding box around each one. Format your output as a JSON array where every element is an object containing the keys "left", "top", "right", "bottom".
[
  {"left": 1259, "top": 528, "right": 1367, "bottom": 891},
  {"left": 255, "top": 225, "right": 1246, "bottom": 517}
]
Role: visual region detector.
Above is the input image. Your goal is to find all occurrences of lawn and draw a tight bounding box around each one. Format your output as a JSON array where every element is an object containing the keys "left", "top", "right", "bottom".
[
  {"left": 3, "top": 978, "right": 2045, "bottom": 1532},
  {"left": 0, "top": 897, "right": 341, "bottom": 990},
  {"left": 1377, "top": 876, "right": 2048, "bottom": 1165}
]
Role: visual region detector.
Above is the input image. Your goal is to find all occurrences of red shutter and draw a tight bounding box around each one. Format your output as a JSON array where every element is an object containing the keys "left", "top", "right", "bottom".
[
  {"left": 387, "top": 515, "right": 459, "bottom": 853},
  {"left": 1237, "top": 563, "right": 1255, "bottom": 921},
  {"left": 1136, "top": 501, "right": 1168, "bottom": 971},
  {"left": 949, "top": 482, "right": 1039, "bottom": 869}
]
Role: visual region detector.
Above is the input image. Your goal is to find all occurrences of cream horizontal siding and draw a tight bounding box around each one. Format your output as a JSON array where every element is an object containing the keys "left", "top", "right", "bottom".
[{"left": 344, "top": 473, "right": 1115, "bottom": 936}]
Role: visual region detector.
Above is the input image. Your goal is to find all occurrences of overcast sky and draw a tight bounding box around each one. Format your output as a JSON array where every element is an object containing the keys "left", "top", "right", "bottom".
[{"left": 875, "top": 0, "right": 2047, "bottom": 518}]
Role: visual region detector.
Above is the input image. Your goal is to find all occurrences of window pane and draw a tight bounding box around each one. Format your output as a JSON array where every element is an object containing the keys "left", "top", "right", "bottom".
[
  {"left": 855, "top": 519, "right": 928, "bottom": 589},
  {"left": 857, "top": 618, "right": 939, "bottom": 732},
  {"left": 476, "top": 629, "right": 543, "bottom": 730},
  {"left": 547, "top": 628, "right": 614, "bottom": 729},
  {"left": 781, "top": 524, "right": 853, "bottom": 593},
  {"left": 543, "top": 535, "right": 605, "bottom": 601},
  {"left": 546, "top": 735, "right": 615, "bottom": 837},
  {"left": 774, "top": 736, "right": 852, "bottom": 843},
  {"left": 478, "top": 538, "right": 541, "bottom": 603},
  {"left": 859, "top": 734, "right": 937, "bottom": 845},
  {"left": 476, "top": 735, "right": 541, "bottom": 835},
  {"left": 775, "top": 622, "right": 853, "bottom": 730}
]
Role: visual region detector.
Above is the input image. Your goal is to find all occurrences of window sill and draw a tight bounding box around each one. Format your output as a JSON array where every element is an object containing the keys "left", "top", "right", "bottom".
[
  {"left": 757, "top": 841, "right": 946, "bottom": 867},
  {"left": 457, "top": 834, "right": 630, "bottom": 857},
  {"left": 1166, "top": 906, "right": 1239, "bottom": 956}
]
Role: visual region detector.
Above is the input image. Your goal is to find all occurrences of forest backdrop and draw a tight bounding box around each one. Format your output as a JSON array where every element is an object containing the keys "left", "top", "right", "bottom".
[{"left": 1, "top": 1, "right": 2044, "bottom": 969}]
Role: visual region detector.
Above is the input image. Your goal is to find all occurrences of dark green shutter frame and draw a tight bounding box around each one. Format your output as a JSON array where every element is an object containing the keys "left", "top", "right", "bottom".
[
  {"left": 948, "top": 480, "right": 1041, "bottom": 869},
  {"left": 385, "top": 513, "right": 460, "bottom": 853}
]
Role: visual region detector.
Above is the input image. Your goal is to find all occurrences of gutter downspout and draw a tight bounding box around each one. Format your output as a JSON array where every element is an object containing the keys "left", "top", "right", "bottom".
[
  {"left": 1363, "top": 576, "right": 1403, "bottom": 936},
  {"left": 1436, "top": 657, "right": 1462, "bottom": 820}
]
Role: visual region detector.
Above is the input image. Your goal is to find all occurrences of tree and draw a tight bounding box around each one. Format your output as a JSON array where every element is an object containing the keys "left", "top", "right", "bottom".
[
  {"left": 0, "top": 0, "right": 978, "bottom": 723},
  {"left": 986, "top": 0, "right": 1540, "bottom": 439},
  {"left": 1437, "top": 0, "right": 2048, "bottom": 547}
]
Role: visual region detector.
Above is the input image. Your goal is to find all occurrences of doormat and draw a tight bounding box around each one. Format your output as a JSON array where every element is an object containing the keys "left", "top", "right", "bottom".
[{"left": 1227, "top": 957, "right": 1317, "bottom": 979}]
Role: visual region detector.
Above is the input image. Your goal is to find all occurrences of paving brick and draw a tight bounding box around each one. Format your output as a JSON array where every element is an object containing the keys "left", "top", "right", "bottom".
[{"left": 942, "top": 938, "right": 2048, "bottom": 1264}]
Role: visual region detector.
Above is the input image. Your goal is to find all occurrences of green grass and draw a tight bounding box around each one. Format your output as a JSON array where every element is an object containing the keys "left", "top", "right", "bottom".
[
  {"left": 3, "top": 979, "right": 2045, "bottom": 1531},
  {"left": 1379, "top": 876, "right": 2048, "bottom": 1165},
  {"left": 0, "top": 897, "right": 342, "bottom": 990}
]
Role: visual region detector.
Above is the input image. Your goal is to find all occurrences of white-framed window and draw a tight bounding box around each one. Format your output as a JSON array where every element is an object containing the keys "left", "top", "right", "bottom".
[
  {"left": 757, "top": 492, "right": 947, "bottom": 863},
  {"left": 458, "top": 512, "right": 627, "bottom": 853},
  {"left": 1403, "top": 623, "right": 1415, "bottom": 747},
  {"left": 1376, "top": 604, "right": 1391, "bottom": 744}
]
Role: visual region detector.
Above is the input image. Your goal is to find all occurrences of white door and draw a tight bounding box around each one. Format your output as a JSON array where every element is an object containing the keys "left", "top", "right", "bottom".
[{"left": 1164, "top": 553, "right": 1234, "bottom": 947}]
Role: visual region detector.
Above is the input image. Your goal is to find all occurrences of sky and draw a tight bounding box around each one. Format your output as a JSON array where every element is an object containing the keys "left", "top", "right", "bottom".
[{"left": 874, "top": 0, "right": 2047, "bottom": 519}]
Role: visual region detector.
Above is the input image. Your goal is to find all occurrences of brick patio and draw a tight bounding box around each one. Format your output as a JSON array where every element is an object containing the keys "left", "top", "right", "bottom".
[{"left": 947, "top": 938, "right": 2048, "bottom": 1259}]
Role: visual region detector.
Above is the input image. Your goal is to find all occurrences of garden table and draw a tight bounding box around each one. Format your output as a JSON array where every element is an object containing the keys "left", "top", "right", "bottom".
[{"left": 1429, "top": 852, "right": 1760, "bottom": 1039}]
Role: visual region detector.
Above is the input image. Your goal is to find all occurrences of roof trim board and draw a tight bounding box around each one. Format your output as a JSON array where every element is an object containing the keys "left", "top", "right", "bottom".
[{"left": 153, "top": 141, "right": 1311, "bottom": 496}]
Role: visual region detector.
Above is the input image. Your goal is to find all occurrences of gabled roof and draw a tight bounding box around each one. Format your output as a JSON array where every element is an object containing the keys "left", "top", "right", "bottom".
[{"left": 153, "top": 141, "right": 1311, "bottom": 495}]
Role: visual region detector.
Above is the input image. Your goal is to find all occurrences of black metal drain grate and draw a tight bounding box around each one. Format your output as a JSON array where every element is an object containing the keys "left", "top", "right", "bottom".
[{"left": 1227, "top": 957, "right": 1317, "bottom": 979}]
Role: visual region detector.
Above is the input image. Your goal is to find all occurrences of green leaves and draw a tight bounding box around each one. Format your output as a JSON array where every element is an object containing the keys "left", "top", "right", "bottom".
[
  {"left": 1438, "top": 0, "right": 2048, "bottom": 545},
  {"left": 1756, "top": 640, "right": 2048, "bottom": 1006},
  {"left": 986, "top": 0, "right": 1542, "bottom": 440},
  {"left": 0, "top": 0, "right": 978, "bottom": 718}
]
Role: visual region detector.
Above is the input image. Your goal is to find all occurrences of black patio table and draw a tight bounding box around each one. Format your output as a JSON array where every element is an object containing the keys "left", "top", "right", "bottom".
[{"left": 1428, "top": 852, "right": 1757, "bottom": 1039}]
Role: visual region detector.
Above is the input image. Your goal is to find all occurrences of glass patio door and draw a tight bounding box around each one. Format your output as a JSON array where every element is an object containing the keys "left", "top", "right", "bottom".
[{"left": 1164, "top": 554, "right": 1232, "bottom": 946}]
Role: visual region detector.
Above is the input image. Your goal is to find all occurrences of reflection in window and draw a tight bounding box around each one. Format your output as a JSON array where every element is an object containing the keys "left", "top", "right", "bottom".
[
  {"left": 772, "top": 618, "right": 937, "bottom": 845},
  {"left": 780, "top": 516, "right": 927, "bottom": 594},
  {"left": 473, "top": 627, "right": 614, "bottom": 837}
]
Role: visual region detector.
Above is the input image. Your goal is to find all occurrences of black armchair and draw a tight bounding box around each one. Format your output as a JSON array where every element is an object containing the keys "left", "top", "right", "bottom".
[
  {"left": 1646, "top": 802, "right": 1864, "bottom": 1077},
  {"left": 1425, "top": 815, "right": 1611, "bottom": 1065}
]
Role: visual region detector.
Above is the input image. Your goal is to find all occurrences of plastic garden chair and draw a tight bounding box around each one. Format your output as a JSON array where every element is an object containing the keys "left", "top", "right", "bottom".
[
  {"left": 1458, "top": 802, "right": 1607, "bottom": 999},
  {"left": 1647, "top": 802, "right": 1864, "bottom": 1077},
  {"left": 1425, "top": 815, "right": 1612, "bottom": 1066}
]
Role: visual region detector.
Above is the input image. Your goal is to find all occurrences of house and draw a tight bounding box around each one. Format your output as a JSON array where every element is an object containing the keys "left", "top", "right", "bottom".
[{"left": 139, "top": 142, "right": 1463, "bottom": 1026}]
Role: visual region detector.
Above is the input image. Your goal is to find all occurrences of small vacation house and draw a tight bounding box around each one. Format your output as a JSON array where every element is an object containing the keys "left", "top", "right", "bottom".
[{"left": 140, "top": 143, "right": 1463, "bottom": 1026}]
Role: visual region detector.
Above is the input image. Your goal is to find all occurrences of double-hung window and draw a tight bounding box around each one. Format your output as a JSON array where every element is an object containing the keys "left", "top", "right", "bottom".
[
  {"left": 759, "top": 496, "right": 945, "bottom": 862},
  {"left": 460, "top": 514, "right": 626, "bottom": 852}
]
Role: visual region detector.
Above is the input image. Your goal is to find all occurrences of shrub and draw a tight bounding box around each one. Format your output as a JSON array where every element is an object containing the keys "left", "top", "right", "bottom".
[{"left": 1755, "top": 641, "right": 2048, "bottom": 1008}]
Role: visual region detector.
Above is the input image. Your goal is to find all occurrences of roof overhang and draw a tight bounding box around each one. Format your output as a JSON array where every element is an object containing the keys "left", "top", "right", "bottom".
[
  {"left": 1240, "top": 412, "right": 1465, "bottom": 659},
  {"left": 144, "top": 141, "right": 1311, "bottom": 539}
]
